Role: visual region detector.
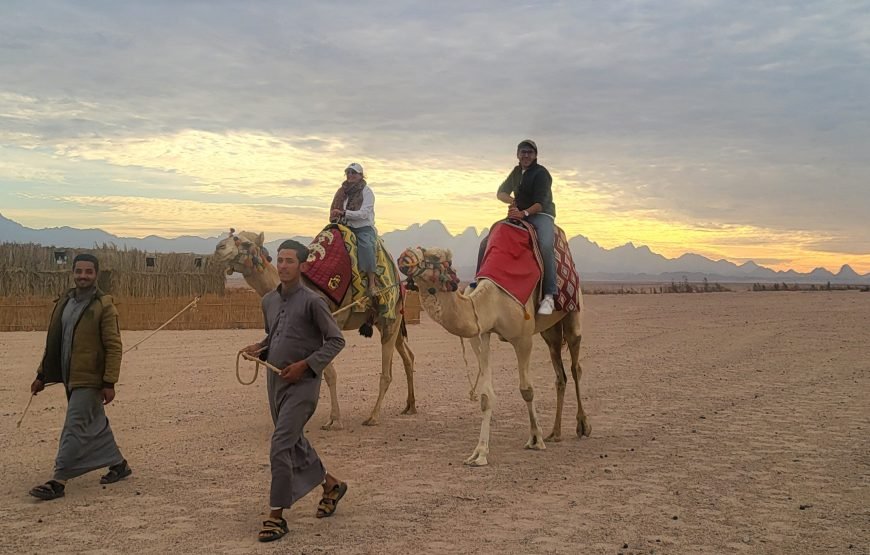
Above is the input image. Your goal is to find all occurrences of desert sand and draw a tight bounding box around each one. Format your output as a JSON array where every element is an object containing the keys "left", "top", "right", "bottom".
[{"left": 1, "top": 291, "right": 868, "bottom": 554}]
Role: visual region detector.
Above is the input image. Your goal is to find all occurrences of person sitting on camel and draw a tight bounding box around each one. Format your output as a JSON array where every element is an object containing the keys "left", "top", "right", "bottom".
[
  {"left": 474, "top": 139, "right": 558, "bottom": 315},
  {"left": 330, "top": 162, "right": 379, "bottom": 298}
]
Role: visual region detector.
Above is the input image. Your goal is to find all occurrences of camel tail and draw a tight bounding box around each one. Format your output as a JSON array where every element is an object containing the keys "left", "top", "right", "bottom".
[
  {"left": 400, "top": 316, "right": 408, "bottom": 338},
  {"left": 358, "top": 322, "right": 374, "bottom": 338}
]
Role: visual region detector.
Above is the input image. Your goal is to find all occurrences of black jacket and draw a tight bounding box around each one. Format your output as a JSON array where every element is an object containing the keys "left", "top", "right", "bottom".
[{"left": 497, "top": 161, "right": 556, "bottom": 217}]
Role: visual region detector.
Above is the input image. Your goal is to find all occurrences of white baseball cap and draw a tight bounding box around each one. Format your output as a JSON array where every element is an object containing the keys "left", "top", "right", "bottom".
[{"left": 345, "top": 162, "right": 364, "bottom": 175}]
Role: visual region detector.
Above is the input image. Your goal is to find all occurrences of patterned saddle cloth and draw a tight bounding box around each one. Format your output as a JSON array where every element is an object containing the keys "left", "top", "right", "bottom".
[
  {"left": 476, "top": 219, "right": 581, "bottom": 312},
  {"left": 304, "top": 224, "right": 401, "bottom": 320}
]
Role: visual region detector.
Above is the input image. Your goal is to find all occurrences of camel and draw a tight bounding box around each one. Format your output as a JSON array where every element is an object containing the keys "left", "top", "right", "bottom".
[
  {"left": 214, "top": 229, "right": 416, "bottom": 430},
  {"left": 398, "top": 246, "right": 589, "bottom": 466}
]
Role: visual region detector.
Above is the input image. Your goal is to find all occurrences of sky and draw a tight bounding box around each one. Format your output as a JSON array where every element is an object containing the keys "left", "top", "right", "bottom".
[{"left": 1, "top": 1, "right": 868, "bottom": 273}]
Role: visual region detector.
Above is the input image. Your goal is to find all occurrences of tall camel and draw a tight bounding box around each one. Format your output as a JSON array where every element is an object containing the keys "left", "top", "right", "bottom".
[
  {"left": 398, "top": 246, "right": 589, "bottom": 466},
  {"left": 214, "top": 230, "right": 416, "bottom": 429}
]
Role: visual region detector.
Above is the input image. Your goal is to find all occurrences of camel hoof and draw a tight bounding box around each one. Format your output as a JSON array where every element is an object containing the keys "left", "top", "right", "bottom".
[
  {"left": 321, "top": 420, "right": 344, "bottom": 431},
  {"left": 362, "top": 418, "right": 379, "bottom": 427},
  {"left": 463, "top": 455, "right": 489, "bottom": 467},
  {"left": 524, "top": 437, "right": 547, "bottom": 450},
  {"left": 545, "top": 432, "right": 562, "bottom": 443},
  {"left": 577, "top": 418, "right": 592, "bottom": 438},
  {"left": 401, "top": 405, "right": 418, "bottom": 415}
]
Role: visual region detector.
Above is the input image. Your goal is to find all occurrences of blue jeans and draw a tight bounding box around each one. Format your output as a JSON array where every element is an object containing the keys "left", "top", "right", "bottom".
[
  {"left": 350, "top": 225, "right": 377, "bottom": 273},
  {"left": 527, "top": 214, "right": 557, "bottom": 296}
]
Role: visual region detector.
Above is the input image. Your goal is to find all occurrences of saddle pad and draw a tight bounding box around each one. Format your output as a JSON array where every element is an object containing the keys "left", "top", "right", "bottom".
[
  {"left": 554, "top": 227, "right": 582, "bottom": 312},
  {"left": 304, "top": 227, "right": 352, "bottom": 305},
  {"left": 476, "top": 220, "right": 542, "bottom": 306}
]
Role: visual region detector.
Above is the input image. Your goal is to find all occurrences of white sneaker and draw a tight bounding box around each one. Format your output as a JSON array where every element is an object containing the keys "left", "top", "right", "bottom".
[{"left": 537, "top": 295, "right": 554, "bottom": 315}]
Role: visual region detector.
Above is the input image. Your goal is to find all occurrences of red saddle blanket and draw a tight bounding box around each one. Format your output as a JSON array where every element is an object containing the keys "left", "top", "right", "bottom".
[
  {"left": 476, "top": 221, "right": 542, "bottom": 305},
  {"left": 477, "top": 220, "right": 582, "bottom": 312},
  {"left": 303, "top": 226, "right": 352, "bottom": 305}
]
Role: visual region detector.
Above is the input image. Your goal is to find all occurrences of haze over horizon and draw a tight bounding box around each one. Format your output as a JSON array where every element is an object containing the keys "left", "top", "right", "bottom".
[{"left": 1, "top": 1, "right": 868, "bottom": 273}]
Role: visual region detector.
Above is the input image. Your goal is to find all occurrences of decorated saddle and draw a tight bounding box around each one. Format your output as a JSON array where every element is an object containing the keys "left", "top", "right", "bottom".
[
  {"left": 304, "top": 224, "right": 401, "bottom": 321},
  {"left": 476, "top": 219, "right": 581, "bottom": 312}
]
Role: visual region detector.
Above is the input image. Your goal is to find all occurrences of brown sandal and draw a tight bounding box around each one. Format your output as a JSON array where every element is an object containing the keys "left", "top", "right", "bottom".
[
  {"left": 316, "top": 482, "right": 348, "bottom": 518},
  {"left": 258, "top": 517, "right": 288, "bottom": 542}
]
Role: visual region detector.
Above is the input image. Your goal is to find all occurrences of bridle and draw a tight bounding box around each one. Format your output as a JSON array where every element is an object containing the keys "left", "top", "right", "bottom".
[
  {"left": 397, "top": 247, "right": 461, "bottom": 295},
  {"left": 226, "top": 228, "right": 272, "bottom": 276}
]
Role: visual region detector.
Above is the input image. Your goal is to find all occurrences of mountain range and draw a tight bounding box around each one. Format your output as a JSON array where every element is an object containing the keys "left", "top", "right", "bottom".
[{"left": 2, "top": 213, "right": 868, "bottom": 283}]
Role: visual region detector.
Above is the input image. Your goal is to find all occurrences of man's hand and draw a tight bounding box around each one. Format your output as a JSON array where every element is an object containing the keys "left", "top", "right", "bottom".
[
  {"left": 330, "top": 209, "right": 344, "bottom": 221},
  {"left": 101, "top": 387, "right": 116, "bottom": 405},
  {"left": 242, "top": 343, "right": 263, "bottom": 356},
  {"left": 30, "top": 378, "right": 45, "bottom": 395},
  {"left": 507, "top": 206, "right": 525, "bottom": 220},
  {"left": 280, "top": 360, "right": 309, "bottom": 384}
]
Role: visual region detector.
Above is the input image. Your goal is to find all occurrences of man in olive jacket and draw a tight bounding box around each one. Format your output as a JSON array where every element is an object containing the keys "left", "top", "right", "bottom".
[{"left": 28, "top": 253, "right": 132, "bottom": 501}]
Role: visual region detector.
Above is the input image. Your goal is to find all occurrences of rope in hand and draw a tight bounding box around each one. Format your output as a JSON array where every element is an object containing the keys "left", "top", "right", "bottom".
[
  {"left": 234, "top": 282, "right": 402, "bottom": 385},
  {"left": 16, "top": 295, "right": 202, "bottom": 429}
]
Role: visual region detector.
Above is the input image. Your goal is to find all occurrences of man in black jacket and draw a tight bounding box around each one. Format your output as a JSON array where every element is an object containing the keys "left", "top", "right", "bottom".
[{"left": 481, "top": 139, "right": 558, "bottom": 314}]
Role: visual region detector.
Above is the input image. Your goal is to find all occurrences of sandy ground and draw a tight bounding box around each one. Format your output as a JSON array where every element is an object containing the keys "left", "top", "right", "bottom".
[{"left": 1, "top": 291, "right": 868, "bottom": 554}]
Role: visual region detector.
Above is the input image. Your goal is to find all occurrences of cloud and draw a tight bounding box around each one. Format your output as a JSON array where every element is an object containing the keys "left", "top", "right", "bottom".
[{"left": 1, "top": 1, "right": 868, "bottom": 270}]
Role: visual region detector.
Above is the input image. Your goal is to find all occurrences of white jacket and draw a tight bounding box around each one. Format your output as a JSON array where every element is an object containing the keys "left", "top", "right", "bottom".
[{"left": 344, "top": 186, "right": 376, "bottom": 228}]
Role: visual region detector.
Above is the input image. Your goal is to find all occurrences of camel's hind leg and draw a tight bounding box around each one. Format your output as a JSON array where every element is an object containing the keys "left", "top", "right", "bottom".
[
  {"left": 541, "top": 323, "right": 567, "bottom": 442},
  {"left": 321, "top": 362, "right": 343, "bottom": 431},
  {"left": 465, "top": 333, "right": 494, "bottom": 466},
  {"left": 564, "top": 313, "right": 591, "bottom": 438},
  {"left": 395, "top": 320, "right": 417, "bottom": 415},
  {"left": 363, "top": 319, "right": 398, "bottom": 426},
  {"left": 513, "top": 335, "right": 545, "bottom": 451}
]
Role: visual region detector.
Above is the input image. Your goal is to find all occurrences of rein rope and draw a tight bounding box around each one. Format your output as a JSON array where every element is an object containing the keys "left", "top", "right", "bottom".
[
  {"left": 234, "top": 282, "right": 402, "bottom": 385},
  {"left": 398, "top": 248, "right": 483, "bottom": 400}
]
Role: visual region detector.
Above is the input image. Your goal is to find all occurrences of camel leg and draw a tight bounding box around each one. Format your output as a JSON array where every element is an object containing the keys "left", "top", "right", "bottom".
[
  {"left": 395, "top": 330, "right": 417, "bottom": 415},
  {"left": 565, "top": 316, "right": 590, "bottom": 438},
  {"left": 363, "top": 320, "right": 396, "bottom": 426},
  {"left": 320, "top": 363, "right": 343, "bottom": 431},
  {"left": 514, "top": 335, "right": 546, "bottom": 451},
  {"left": 541, "top": 324, "right": 567, "bottom": 442},
  {"left": 465, "top": 333, "right": 494, "bottom": 467}
]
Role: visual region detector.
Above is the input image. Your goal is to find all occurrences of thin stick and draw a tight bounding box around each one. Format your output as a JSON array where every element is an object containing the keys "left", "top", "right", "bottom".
[
  {"left": 123, "top": 295, "right": 201, "bottom": 354},
  {"left": 16, "top": 394, "right": 35, "bottom": 429},
  {"left": 330, "top": 283, "right": 400, "bottom": 318}
]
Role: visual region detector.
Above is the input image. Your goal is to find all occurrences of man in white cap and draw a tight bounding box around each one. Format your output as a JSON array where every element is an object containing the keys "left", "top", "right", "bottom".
[{"left": 329, "top": 162, "right": 379, "bottom": 297}]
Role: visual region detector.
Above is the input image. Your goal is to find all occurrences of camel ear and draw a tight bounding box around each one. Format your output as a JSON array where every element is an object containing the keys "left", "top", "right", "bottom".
[{"left": 256, "top": 232, "right": 265, "bottom": 246}]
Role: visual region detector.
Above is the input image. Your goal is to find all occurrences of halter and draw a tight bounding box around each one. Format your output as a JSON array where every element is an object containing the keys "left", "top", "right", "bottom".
[
  {"left": 397, "top": 247, "right": 460, "bottom": 294},
  {"left": 227, "top": 228, "right": 272, "bottom": 276}
]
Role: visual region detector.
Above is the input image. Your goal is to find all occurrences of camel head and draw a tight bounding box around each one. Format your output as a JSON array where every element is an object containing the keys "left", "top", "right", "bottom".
[
  {"left": 213, "top": 228, "right": 272, "bottom": 276},
  {"left": 397, "top": 247, "right": 461, "bottom": 295}
]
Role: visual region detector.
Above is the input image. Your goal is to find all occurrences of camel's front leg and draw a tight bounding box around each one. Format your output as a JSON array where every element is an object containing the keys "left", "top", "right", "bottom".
[
  {"left": 514, "top": 335, "right": 546, "bottom": 450},
  {"left": 465, "top": 333, "right": 494, "bottom": 466},
  {"left": 321, "top": 363, "right": 343, "bottom": 431},
  {"left": 363, "top": 323, "right": 395, "bottom": 426}
]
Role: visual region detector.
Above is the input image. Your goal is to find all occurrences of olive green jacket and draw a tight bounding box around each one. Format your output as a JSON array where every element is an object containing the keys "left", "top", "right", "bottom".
[{"left": 37, "top": 288, "right": 123, "bottom": 389}]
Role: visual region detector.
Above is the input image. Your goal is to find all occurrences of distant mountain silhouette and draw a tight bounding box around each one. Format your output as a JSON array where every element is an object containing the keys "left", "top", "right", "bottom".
[{"left": 2, "top": 213, "right": 868, "bottom": 284}]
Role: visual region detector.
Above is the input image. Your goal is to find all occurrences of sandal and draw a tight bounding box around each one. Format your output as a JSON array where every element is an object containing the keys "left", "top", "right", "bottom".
[
  {"left": 100, "top": 460, "right": 132, "bottom": 484},
  {"left": 29, "top": 480, "right": 65, "bottom": 501},
  {"left": 316, "top": 482, "right": 348, "bottom": 518},
  {"left": 258, "top": 517, "right": 288, "bottom": 542}
]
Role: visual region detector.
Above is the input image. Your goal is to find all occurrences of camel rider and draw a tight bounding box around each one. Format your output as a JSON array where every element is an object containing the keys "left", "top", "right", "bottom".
[
  {"left": 329, "top": 162, "right": 379, "bottom": 297},
  {"left": 499, "top": 139, "right": 558, "bottom": 315}
]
